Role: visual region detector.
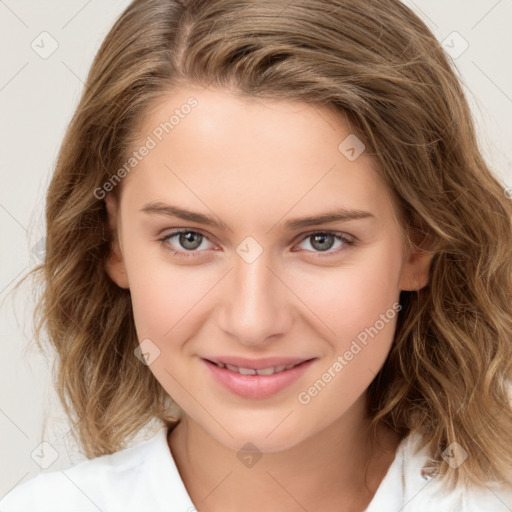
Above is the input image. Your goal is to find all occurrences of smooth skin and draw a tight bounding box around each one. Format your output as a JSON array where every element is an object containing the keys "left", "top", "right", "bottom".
[{"left": 105, "top": 85, "right": 433, "bottom": 512}]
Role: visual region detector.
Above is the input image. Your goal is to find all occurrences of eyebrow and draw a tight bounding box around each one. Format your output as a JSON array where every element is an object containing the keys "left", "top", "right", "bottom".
[{"left": 140, "top": 201, "right": 374, "bottom": 231}]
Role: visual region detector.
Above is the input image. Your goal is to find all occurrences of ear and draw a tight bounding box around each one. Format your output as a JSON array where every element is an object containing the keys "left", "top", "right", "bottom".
[
  {"left": 399, "top": 230, "right": 435, "bottom": 291},
  {"left": 104, "top": 193, "right": 130, "bottom": 289}
]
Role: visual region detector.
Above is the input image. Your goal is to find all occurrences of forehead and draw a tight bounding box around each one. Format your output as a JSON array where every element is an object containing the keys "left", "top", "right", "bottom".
[{"left": 120, "top": 86, "right": 398, "bottom": 230}]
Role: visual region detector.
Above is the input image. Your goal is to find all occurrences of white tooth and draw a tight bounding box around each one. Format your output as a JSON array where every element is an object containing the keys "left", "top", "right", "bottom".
[
  {"left": 256, "top": 367, "right": 276, "bottom": 375},
  {"left": 222, "top": 363, "right": 299, "bottom": 375},
  {"left": 238, "top": 367, "right": 257, "bottom": 375}
]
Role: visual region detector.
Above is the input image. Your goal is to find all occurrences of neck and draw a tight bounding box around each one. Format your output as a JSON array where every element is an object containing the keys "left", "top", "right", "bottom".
[{"left": 168, "top": 397, "right": 401, "bottom": 512}]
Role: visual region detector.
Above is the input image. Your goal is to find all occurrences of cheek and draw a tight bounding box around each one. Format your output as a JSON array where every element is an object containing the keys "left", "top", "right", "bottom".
[
  {"left": 291, "top": 247, "right": 402, "bottom": 346},
  {"left": 122, "top": 239, "right": 213, "bottom": 344},
  {"left": 130, "top": 275, "right": 215, "bottom": 350},
  {"left": 292, "top": 246, "right": 402, "bottom": 411},
  {"left": 124, "top": 248, "right": 215, "bottom": 405}
]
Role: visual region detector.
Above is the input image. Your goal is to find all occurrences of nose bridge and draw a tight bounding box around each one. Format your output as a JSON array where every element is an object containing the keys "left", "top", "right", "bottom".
[{"left": 218, "top": 248, "right": 291, "bottom": 346}]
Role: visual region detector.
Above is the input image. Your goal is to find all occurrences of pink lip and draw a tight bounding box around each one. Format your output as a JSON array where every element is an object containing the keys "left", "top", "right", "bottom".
[{"left": 202, "top": 357, "right": 316, "bottom": 399}]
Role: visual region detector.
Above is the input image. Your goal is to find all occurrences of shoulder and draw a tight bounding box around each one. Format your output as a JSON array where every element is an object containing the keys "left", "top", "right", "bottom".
[
  {"left": 399, "top": 431, "right": 512, "bottom": 512},
  {"left": 0, "top": 427, "right": 194, "bottom": 512}
]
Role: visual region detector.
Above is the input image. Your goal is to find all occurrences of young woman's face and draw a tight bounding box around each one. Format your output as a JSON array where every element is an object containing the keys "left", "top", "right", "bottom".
[{"left": 106, "top": 86, "right": 430, "bottom": 452}]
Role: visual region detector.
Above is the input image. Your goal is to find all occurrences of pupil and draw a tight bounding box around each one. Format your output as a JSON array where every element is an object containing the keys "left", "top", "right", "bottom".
[
  {"left": 312, "top": 234, "right": 333, "bottom": 251},
  {"left": 180, "top": 232, "right": 201, "bottom": 250}
]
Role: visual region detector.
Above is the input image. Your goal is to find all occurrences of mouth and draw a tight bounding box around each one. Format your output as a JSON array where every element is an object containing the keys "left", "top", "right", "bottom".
[{"left": 201, "top": 356, "right": 316, "bottom": 399}]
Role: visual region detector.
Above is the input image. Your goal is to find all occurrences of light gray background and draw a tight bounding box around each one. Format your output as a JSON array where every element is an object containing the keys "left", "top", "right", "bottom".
[{"left": 1, "top": 0, "right": 511, "bottom": 500}]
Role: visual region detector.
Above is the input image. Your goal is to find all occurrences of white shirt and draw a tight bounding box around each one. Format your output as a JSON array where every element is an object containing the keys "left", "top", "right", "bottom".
[{"left": 1, "top": 427, "right": 511, "bottom": 511}]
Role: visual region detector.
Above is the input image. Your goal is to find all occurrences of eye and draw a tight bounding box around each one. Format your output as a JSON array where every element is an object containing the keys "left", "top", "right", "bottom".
[
  {"left": 158, "top": 229, "right": 355, "bottom": 260},
  {"left": 158, "top": 229, "right": 215, "bottom": 259},
  {"left": 294, "top": 231, "right": 354, "bottom": 255}
]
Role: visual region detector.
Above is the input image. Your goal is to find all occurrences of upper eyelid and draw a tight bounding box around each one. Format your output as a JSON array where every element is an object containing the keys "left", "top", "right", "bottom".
[
  {"left": 301, "top": 229, "right": 354, "bottom": 240},
  {"left": 162, "top": 228, "right": 217, "bottom": 245}
]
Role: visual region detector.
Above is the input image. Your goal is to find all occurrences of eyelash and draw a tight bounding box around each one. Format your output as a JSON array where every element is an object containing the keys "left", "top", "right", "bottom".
[{"left": 157, "top": 229, "right": 355, "bottom": 260}]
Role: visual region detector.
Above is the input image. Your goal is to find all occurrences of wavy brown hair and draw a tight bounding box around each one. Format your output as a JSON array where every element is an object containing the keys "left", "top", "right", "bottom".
[{"left": 17, "top": 0, "right": 512, "bottom": 494}]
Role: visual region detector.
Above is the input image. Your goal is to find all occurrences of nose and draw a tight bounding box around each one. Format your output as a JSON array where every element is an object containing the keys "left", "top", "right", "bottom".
[{"left": 217, "top": 249, "right": 294, "bottom": 348}]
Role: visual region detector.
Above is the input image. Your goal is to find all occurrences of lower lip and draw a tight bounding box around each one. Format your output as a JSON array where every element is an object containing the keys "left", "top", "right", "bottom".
[{"left": 202, "top": 358, "right": 315, "bottom": 399}]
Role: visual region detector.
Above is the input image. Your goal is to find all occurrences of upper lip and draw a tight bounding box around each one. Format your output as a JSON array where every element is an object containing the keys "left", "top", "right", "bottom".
[{"left": 203, "top": 356, "right": 315, "bottom": 369}]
